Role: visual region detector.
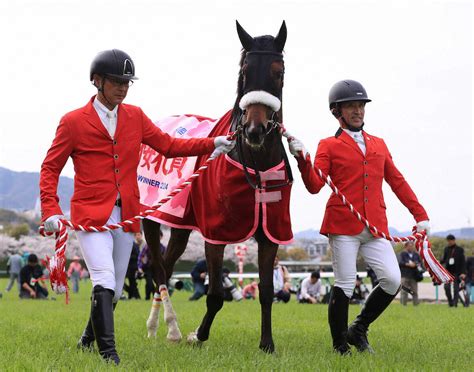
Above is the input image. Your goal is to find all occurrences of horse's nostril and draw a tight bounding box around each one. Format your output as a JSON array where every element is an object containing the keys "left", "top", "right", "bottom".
[{"left": 248, "top": 123, "right": 265, "bottom": 135}]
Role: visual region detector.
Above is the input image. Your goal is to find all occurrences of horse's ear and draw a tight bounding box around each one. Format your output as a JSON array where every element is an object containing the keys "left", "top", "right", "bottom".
[
  {"left": 236, "top": 20, "right": 254, "bottom": 51},
  {"left": 274, "top": 20, "right": 287, "bottom": 52}
]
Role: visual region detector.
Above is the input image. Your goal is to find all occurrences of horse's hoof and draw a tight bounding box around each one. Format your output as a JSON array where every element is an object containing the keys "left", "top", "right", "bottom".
[
  {"left": 146, "top": 319, "right": 158, "bottom": 338},
  {"left": 167, "top": 328, "right": 182, "bottom": 343},
  {"left": 146, "top": 324, "right": 158, "bottom": 338},
  {"left": 259, "top": 342, "right": 275, "bottom": 354},
  {"left": 186, "top": 331, "right": 203, "bottom": 347}
]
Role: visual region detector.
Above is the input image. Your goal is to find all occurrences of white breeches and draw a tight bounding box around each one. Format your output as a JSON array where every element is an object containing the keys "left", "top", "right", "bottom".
[
  {"left": 76, "top": 206, "right": 134, "bottom": 303},
  {"left": 329, "top": 227, "right": 401, "bottom": 298}
]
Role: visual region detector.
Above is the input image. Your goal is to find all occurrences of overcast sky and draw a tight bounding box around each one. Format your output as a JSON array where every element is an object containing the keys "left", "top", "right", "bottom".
[{"left": 0, "top": 0, "right": 472, "bottom": 234}]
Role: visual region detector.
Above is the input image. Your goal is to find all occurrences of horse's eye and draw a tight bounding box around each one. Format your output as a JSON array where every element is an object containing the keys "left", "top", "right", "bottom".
[{"left": 274, "top": 71, "right": 283, "bottom": 80}]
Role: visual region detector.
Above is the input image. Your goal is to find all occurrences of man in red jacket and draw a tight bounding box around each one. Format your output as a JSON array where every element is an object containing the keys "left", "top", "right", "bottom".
[
  {"left": 289, "top": 80, "right": 430, "bottom": 355},
  {"left": 40, "top": 49, "right": 234, "bottom": 365}
]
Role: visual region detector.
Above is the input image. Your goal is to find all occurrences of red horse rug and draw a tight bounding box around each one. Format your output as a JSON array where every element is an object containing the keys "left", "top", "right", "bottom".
[{"left": 138, "top": 110, "right": 293, "bottom": 245}]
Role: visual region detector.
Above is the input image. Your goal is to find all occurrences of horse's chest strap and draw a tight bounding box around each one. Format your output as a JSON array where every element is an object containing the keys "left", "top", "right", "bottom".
[{"left": 256, "top": 190, "right": 282, "bottom": 203}]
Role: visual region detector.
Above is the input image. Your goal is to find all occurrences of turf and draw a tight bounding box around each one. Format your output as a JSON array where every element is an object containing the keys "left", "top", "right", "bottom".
[{"left": 0, "top": 279, "right": 472, "bottom": 371}]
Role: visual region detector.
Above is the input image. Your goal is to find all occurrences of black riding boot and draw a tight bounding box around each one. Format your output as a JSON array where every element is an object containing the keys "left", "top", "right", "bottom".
[
  {"left": 77, "top": 315, "right": 95, "bottom": 351},
  {"left": 347, "top": 285, "right": 397, "bottom": 354},
  {"left": 78, "top": 298, "right": 118, "bottom": 351},
  {"left": 328, "top": 286, "right": 351, "bottom": 355},
  {"left": 91, "top": 286, "right": 120, "bottom": 365}
]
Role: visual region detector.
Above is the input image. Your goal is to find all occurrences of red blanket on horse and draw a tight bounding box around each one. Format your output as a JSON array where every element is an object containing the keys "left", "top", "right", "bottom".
[{"left": 141, "top": 110, "right": 293, "bottom": 245}]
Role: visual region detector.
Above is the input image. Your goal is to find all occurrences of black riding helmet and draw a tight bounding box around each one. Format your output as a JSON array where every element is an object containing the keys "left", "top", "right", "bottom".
[
  {"left": 90, "top": 49, "right": 138, "bottom": 81},
  {"left": 328, "top": 79, "right": 371, "bottom": 110}
]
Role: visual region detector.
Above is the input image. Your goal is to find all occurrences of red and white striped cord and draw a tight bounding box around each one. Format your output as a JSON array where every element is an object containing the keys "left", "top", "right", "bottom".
[
  {"left": 39, "top": 133, "right": 237, "bottom": 300},
  {"left": 281, "top": 129, "right": 454, "bottom": 284}
]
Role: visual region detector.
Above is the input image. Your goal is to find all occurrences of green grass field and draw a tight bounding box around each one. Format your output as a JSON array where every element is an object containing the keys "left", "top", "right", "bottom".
[{"left": 0, "top": 279, "right": 472, "bottom": 371}]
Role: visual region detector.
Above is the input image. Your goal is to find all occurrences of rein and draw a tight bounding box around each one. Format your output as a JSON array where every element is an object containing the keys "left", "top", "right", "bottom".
[{"left": 235, "top": 114, "right": 293, "bottom": 190}]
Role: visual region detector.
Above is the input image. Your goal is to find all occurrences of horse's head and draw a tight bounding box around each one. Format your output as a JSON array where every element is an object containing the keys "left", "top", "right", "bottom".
[{"left": 233, "top": 21, "right": 287, "bottom": 148}]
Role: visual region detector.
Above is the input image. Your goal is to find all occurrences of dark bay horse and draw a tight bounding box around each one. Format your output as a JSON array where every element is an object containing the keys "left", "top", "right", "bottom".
[{"left": 142, "top": 21, "right": 292, "bottom": 353}]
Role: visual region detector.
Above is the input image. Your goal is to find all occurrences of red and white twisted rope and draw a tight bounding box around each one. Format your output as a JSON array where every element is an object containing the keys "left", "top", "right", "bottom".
[
  {"left": 281, "top": 129, "right": 454, "bottom": 284},
  {"left": 40, "top": 133, "right": 237, "bottom": 300}
]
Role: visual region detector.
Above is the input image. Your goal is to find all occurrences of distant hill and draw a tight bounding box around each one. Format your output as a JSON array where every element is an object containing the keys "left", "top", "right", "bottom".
[
  {"left": 431, "top": 227, "right": 474, "bottom": 240},
  {"left": 0, "top": 167, "right": 73, "bottom": 212},
  {"left": 294, "top": 228, "right": 322, "bottom": 240}
]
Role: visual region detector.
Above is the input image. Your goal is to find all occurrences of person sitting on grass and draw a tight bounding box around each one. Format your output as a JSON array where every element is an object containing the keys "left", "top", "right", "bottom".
[
  {"left": 19, "top": 254, "right": 49, "bottom": 300},
  {"left": 350, "top": 275, "right": 369, "bottom": 305},
  {"left": 242, "top": 281, "right": 259, "bottom": 300},
  {"left": 273, "top": 255, "right": 292, "bottom": 303},
  {"left": 298, "top": 271, "right": 322, "bottom": 304},
  {"left": 189, "top": 259, "right": 208, "bottom": 301}
]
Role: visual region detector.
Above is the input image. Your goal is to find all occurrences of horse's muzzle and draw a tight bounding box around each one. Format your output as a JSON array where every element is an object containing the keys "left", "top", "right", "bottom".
[{"left": 244, "top": 123, "right": 266, "bottom": 147}]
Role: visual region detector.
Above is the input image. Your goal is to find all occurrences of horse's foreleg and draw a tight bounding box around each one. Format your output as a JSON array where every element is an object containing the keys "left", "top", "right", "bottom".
[
  {"left": 258, "top": 241, "right": 279, "bottom": 353},
  {"left": 163, "top": 228, "right": 192, "bottom": 280},
  {"left": 187, "top": 243, "right": 225, "bottom": 344},
  {"left": 143, "top": 219, "right": 168, "bottom": 338},
  {"left": 157, "top": 228, "right": 192, "bottom": 343},
  {"left": 146, "top": 292, "right": 162, "bottom": 338},
  {"left": 156, "top": 284, "right": 180, "bottom": 342}
]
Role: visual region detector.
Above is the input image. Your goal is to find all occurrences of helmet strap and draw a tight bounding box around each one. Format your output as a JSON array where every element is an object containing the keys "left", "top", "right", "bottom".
[
  {"left": 97, "top": 76, "right": 116, "bottom": 110},
  {"left": 341, "top": 117, "right": 364, "bottom": 132}
]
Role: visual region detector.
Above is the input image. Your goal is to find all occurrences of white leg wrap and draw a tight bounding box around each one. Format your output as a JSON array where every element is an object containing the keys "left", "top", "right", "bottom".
[
  {"left": 160, "top": 285, "right": 182, "bottom": 342},
  {"left": 186, "top": 327, "right": 203, "bottom": 346},
  {"left": 146, "top": 292, "right": 161, "bottom": 338}
]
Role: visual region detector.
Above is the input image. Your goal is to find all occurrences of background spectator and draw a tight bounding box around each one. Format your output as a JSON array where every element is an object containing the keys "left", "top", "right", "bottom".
[
  {"left": 465, "top": 251, "right": 474, "bottom": 306},
  {"left": 441, "top": 234, "right": 466, "bottom": 307},
  {"left": 5, "top": 251, "right": 23, "bottom": 293},
  {"left": 137, "top": 231, "right": 157, "bottom": 300},
  {"left": 242, "top": 281, "right": 258, "bottom": 300},
  {"left": 399, "top": 241, "right": 423, "bottom": 306},
  {"left": 124, "top": 240, "right": 140, "bottom": 299},
  {"left": 298, "top": 271, "right": 322, "bottom": 304},
  {"left": 350, "top": 275, "right": 369, "bottom": 304},
  {"left": 19, "top": 254, "right": 48, "bottom": 299},
  {"left": 189, "top": 259, "right": 207, "bottom": 301},
  {"left": 67, "top": 256, "right": 83, "bottom": 293},
  {"left": 273, "top": 256, "right": 291, "bottom": 303},
  {"left": 21, "top": 251, "right": 30, "bottom": 267},
  {"left": 366, "top": 265, "right": 379, "bottom": 288}
]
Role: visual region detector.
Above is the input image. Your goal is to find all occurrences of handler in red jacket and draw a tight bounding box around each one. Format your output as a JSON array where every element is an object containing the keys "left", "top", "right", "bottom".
[
  {"left": 289, "top": 80, "right": 430, "bottom": 355},
  {"left": 40, "top": 49, "right": 234, "bottom": 365}
]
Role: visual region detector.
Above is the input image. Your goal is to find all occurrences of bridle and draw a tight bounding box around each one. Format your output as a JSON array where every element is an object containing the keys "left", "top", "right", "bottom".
[{"left": 234, "top": 110, "right": 293, "bottom": 190}]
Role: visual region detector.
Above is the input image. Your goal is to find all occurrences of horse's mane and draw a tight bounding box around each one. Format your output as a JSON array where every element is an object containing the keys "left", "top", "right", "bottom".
[{"left": 231, "top": 48, "right": 247, "bottom": 126}]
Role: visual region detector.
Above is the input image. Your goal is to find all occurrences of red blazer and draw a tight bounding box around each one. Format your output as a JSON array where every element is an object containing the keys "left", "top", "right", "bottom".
[
  {"left": 297, "top": 129, "right": 428, "bottom": 236},
  {"left": 40, "top": 96, "right": 215, "bottom": 232}
]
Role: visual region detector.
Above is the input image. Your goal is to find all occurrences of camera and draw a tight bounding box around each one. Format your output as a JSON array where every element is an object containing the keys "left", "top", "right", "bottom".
[
  {"left": 223, "top": 276, "right": 243, "bottom": 301},
  {"left": 169, "top": 278, "right": 184, "bottom": 291}
]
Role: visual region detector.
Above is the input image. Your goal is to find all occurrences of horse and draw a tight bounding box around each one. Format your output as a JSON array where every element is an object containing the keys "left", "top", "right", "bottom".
[{"left": 141, "top": 20, "right": 293, "bottom": 353}]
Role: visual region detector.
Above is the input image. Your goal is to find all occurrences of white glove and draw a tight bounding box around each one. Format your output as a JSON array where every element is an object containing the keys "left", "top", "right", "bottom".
[
  {"left": 416, "top": 220, "right": 431, "bottom": 236},
  {"left": 44, "top": 214, "right": 64, "bottom": 232},
  {"left": 210, "top": 136, "right": 236, "bottom": 159},
  {"left": 288, "top": 138, "right": 308, "bottom": 158}
]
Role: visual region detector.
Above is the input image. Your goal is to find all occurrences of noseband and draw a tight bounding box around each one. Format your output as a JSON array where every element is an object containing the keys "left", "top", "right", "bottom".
[
  {"left": 234, "top": 110, "right": 293, "bottom": 191},
  {"left": 235, "top": 111, "right": 280, "bottom": 140}
]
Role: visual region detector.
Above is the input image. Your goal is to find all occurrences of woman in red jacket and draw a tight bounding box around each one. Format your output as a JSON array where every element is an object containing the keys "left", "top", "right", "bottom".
[
  {"left": 289, "top": 80, "right": 430, "bottom": 355},
  {"left": 40, "top": 49, "right": 234, "bottom": 365}
]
